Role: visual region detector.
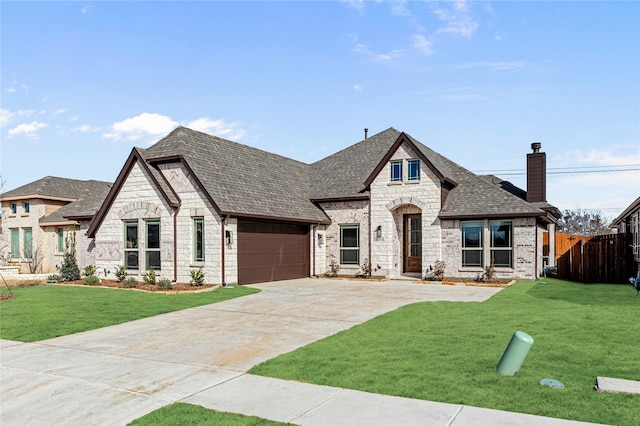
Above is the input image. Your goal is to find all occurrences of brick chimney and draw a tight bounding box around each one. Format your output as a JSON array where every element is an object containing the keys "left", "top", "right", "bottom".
[{"left": 526, "top": 142, "right": 546, "bottom": 203}]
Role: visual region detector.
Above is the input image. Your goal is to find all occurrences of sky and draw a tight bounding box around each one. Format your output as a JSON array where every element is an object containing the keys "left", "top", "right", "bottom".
[{"left": 1, "top": 0, "right": 639, "bottom": 221}]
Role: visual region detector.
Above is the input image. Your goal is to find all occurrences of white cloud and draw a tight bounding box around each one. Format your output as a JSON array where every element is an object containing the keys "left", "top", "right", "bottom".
[
  {"left": 52, "top": 108, "right": 67, "bottom": 116},
  {"left": 0, "top": 109, "right": 34, "bottom": 127},
  {"left": 8, "top": 121, "right": 48, "bottom": 138},
  {"left": 411, "top": 34, "right": 434, "bottom": 55},
  {"left": 185, "top": 117, "right": 246, "bottom": 140},
  {"left": 6, "top": 87, "right": 16, "bottom": 94},
  {"left": 353, "top": 84, "right": 363, "bottom": 91},
  {"left": 340, "top": 0, "right": 365, "bottom": 10},
  {"left": 72, "top": 124, "right": 100, "bottom": 132},
  {"left": 103, "top": 112, "right": 178, "bottom": 141},
  {"left": 455, "top": 61, "right": 528, "bottom": 71},
  {"left": 352, "top": 35, "right": 405, "bottom": 61},
  {"left": 103, "top": 112, "right": 247, "bottom": 143}
]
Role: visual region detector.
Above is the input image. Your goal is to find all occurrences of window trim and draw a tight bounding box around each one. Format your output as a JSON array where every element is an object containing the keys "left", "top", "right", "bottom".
[
  {"left": 408, "top": 159, "right": 420, "bottom": 181},
  {"left": 193, "top": 217, "right": 205, "bottom": 263},
  {"left": 10, "top": 228, "right": 19, "bottom": 259},
  {"left": 490, "top": 220, "right": 513, "bottom": 268},
  {"left": 11, "top": 203, "right": 17, "bottom": 214},
  {"left": 390, "top": 160, "right": 403, "bottom": 182},
  {"left": 340, "top": 224, "right": 360, "bottom": 265},
  {"left": 57, "top": 227, "right": 65, "bottom": 253},
  {"left": 23, "top": 227, "right": 33, "bottom": 259},
  {"left": 24, "top": 202, "right": 30, "bottom": 214},
  {"left": 461, "top": 221, "right": 483, "bottom": 268},
  {"left": 124, "top": 220, "right": 139, "bottom": 270},
  {"left": 145, "top": 219, "right": 161, "bottom": 271}
]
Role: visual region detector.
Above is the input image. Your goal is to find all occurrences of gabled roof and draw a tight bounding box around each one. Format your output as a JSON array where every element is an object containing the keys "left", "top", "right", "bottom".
[
  {"left": 40, "top": 180, "right": 113, "bottom": 224},
  {"left": 611, "top": 196, "right": 640, "bottom": 228},
  {"left": 1, "top": 176, "right": 90, "bottom": 202},
  {"left": 86, "top": 148, "right": 181, "bottom": 237},
  {"left": 144, "top": 126, "right": 329, "bottom": 223}
]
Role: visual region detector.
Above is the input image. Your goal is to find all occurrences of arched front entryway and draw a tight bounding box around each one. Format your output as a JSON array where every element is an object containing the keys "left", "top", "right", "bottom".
[{"left": 386, "top": 197, "right": 426, "bottom": 278}]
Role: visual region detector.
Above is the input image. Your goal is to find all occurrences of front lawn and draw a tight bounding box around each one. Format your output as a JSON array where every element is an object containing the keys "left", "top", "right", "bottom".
[
  {"left": 128, "top": 403, "right": 284, "bottom": 426},
  {"left": 0, "top": 284, "right": 259, "bottom": 342},
  {"left": 250, "top": 279, "right": 639, "bottom": 425}
]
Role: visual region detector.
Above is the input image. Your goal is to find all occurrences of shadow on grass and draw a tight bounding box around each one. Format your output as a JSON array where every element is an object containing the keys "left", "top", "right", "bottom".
[{"left": 526, "top": 278, "right": 638, "bottom": 306}]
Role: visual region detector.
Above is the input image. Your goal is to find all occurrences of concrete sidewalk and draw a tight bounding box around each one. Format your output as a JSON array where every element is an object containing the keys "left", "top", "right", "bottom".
[{"left": 0, "top": 279, "right": 601, "bottom": 425}]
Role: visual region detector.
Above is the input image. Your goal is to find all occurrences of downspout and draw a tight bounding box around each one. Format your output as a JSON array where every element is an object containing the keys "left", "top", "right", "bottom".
[
  {"left": 173, "top": 207, "right": 179, "bottom": 282},
  {"left": 368, "top": 199, "right": 372, "bottom": 275},
  {"left": 221, "top": 215, "right": 227, "bottom": 286},
  {"left": 312, "top": 225, "right": 316, "bottom": 277}
]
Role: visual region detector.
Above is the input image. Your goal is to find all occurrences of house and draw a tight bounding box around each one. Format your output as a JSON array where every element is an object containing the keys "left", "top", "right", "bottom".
[
  {"left": 0, "top": 177, "right": 112, "bottom": 273},
  {"left": 611, "top": 196, "right": 640, "bottom": 276},
  {"left": 86, "top": 126, "right": 560, "bottom": 285}
]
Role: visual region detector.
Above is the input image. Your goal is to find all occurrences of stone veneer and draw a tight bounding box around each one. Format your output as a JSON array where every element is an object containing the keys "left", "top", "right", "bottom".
[{"left": 369, "top": 143, "right": 442, "bottom": 278}]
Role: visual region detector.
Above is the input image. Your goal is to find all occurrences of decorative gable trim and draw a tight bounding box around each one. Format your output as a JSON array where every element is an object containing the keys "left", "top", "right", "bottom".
[
  {"left": 86, "top": 148, "right": 181, "bottom": 238},
  {"left": 361, "top": 132, "right": 453, "bottom": 190}
]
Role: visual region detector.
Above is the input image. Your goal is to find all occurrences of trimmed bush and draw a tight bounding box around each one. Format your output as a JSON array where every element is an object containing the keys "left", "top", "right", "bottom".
[
  {"left": 84, "top": 275, "right": 100, "bottom": 286},
  {"left": 83, "top": 265, "right": 97, "bottom": 277},
  {"left": 122, "top": 277, "right": 138, "bottom": 288},
  {"left": 157, "top": 278, "right": 172, "bottom": 290}
]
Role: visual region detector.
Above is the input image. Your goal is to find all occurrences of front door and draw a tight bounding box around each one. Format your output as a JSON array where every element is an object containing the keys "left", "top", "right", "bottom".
[{"left": 404, "top": 214, "right": 422, "bottom": 273}]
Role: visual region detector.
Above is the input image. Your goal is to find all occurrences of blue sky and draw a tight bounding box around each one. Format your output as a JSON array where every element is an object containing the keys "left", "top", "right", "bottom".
[{"left": 1, "top": 1, "right": 639, "bottom": 219}]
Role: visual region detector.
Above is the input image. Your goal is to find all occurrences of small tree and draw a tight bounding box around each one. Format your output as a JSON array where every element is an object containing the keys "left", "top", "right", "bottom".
[
  {"left": 556, "top": 207, "right": 612, "bottom": 236},
  {"left": 58, "top": 233, "right": 80, "bottom": 281}
]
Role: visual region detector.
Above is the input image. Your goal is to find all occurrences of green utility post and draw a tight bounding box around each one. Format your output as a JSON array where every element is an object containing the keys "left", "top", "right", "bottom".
[{"left": 496, "top": 331, "right": 534, "bottom": 376}]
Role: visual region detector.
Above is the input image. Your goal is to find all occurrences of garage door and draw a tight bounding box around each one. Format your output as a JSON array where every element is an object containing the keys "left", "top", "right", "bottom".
[{"left": 237, "top": 219, "right": 310, "bottom": 284}]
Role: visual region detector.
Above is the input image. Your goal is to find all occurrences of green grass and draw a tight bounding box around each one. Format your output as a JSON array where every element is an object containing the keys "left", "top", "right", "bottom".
[
  {"left": 128, "top": 403, "right": 285, "bottom": 426},
  {"left": 250, "top": 279, "right": 639, "bottom": 425},
  {"left": 0, "top": 284, "right": 259, "bottom": 342}
]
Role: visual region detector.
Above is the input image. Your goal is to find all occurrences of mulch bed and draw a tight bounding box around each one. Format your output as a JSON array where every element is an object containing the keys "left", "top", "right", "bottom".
[
  {"left": 0, "top": 292, "right": 15, "bottom": 301},
  {"left": 57, "top": 279, "right": 217, "bottom": 293}
]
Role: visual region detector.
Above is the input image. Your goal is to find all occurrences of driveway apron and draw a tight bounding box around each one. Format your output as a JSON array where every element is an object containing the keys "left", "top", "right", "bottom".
[{"left": 1, "top": 279, "right": 503, "bottom": 425}]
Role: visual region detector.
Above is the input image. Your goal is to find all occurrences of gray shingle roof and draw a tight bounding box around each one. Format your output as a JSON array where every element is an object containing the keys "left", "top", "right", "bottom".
[
  {"left": 1, "top": 176, "right": 90, "bottom": 200},
  {"left": 145, "top": 127, "right": 328, "bottom": 223},
  {"left": 39, "top": 180, "right": 112, "bottom": 224}
]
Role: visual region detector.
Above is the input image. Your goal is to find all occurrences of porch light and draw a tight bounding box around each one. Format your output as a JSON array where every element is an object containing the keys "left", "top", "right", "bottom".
[
  {"left": 318, "top": 233, "right": 324, "bottom": 247},
  {"left": 375, "top": 225, "right": 382, "bottom": 241}
]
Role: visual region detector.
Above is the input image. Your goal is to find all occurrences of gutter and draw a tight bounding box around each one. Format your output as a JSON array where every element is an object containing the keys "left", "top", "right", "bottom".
[{"left": 173, "top": 206, "right": 179, "bottom": 282}]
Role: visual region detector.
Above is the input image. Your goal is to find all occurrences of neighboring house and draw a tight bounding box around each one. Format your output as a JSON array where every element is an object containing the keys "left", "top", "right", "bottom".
[
  {"left": 87, "top": 126, "right": 561, "bottom": 285},
  {"left": 0, "top": 177, "right": 112, "bottom": 273},
  {"left": 611, "top": 196, "right": 640, "bottom": 276}
]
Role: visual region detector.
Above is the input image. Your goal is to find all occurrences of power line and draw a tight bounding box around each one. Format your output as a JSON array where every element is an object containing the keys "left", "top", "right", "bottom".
[
  {"left": 496, "top": 168, "right": 640, "bottom": 176},
  {"left": 473, "top": 164, "right": 640, "bottom": 174}
]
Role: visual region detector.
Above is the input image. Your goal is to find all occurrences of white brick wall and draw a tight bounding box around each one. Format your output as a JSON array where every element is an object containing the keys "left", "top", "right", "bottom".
[{"left": 441, "top": 217, "right": 539, "bottom": 280}]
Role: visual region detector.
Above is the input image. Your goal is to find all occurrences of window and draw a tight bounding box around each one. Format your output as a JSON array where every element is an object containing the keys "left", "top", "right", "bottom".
[
  {"left": 408, "top": 159, "right": 420, "bottom": 181},
  {"left": 340, "top": 225, "right": 360, "bottom": 264},
  {"left": 461, "top": 222, "right": 483, "bottom": 267},
  {"left": 24, "top": 202, "right": 30, "bottom": 213},
  {"left": 11, "top": 203, "right": 17, "bottom": 214},
  {"left": 145, "top": 220, "right": 161, "bottom": 270},
  {"left": 57, "top": 228, "right": 64, "bottom": 253},
  {"left": 124, "top": 221, "right": 139, "bottom": 269},
  {"left": 490, "top": 221, "right": 513, "bottom": 268},
  {"left": 390, "top": 160, "right": 402, "bottom": 182},
  {"left": 10, "top": 229, "right": 19, "bottom": 259},
  {"left": 193, "top": 217, "right": 205, "bottom": 262},
  {"left": 23, "top": 228, "right": 32, "bottom": 259}
]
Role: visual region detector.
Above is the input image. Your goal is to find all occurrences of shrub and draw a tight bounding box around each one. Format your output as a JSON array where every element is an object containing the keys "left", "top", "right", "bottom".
[
  {"left": 157, "top": 278, "right": 172, "bottom": 290},
  {"left": 325, "top": 258, "right": 340, "bottom": 277},
  {"left": 190, "top": 268, "right": 205, "bottom": 286},
  {"left": 83, "top": 265, "right": 97, "bottom": 277},
  {"left": 143, "top": 270, "right": 157, "bottom": 285},
  {"left": 58, "top": 233, "right": 80, "bottom": 281},
  {"left": 355, "top": 258, "right": 371, "bottom": 278},
  {"left": 84, "top": 275, "right": 100, "bottom": 286},
  {"left": 114, "top": 265, "right": 127, "bottom": 282},
  {"left": 47, "top": 274, "right": 62, "bottom": 283},
  {"left": 433, "top": 260, "right": 446, "bottom": 281},
  {"left": 122, "top": 277, "right": 138, "bottom": 288}
]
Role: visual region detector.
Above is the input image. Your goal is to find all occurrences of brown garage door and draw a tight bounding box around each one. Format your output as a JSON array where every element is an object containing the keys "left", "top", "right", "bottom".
[{"left": 237, "top": 219, "right": 310, "bottom": 284}]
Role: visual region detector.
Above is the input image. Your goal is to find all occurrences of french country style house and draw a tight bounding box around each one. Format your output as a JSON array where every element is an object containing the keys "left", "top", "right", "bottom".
[
  {"left": 0, "top": 177, "right": 112, "bottom": 273},
  {"left": 81, "top": 126, "right": 560, "bottom": 284}
]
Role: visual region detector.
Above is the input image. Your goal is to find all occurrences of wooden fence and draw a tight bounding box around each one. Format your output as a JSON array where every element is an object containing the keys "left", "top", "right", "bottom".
[{"left": 543, "top": 232, "right": 634, "bottom": 283}]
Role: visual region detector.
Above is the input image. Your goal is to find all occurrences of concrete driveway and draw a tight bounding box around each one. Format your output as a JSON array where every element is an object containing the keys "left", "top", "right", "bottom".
[{"left": 1, "top": 278, "right": 504, "bottom": 425}]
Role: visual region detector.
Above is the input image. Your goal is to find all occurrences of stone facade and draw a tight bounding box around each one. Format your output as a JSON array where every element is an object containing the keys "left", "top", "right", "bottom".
[{"left": 369, "top": 143, "right": 442, "bottom": 278}]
